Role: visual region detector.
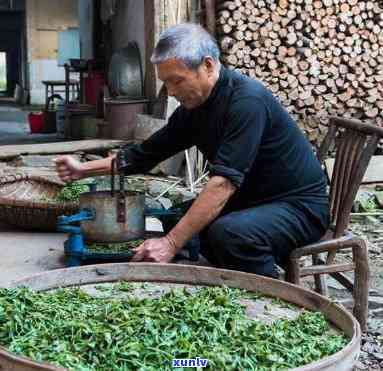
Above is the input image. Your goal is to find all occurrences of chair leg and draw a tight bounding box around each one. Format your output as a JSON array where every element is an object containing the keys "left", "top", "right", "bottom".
[
  {"left": 313, "top": 253, "right": 329, "bottom": 296},
  {"left": 286, "top": 258, "right": 301, "bottom": 285},
  {"left": 353, "top": 240, "right": 370, "bottom": 332}
]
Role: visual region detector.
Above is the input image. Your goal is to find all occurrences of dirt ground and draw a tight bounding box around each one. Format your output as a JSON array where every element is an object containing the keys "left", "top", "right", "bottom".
[
  {"left": 0, "top": 173, "right": 382, "bottom": 370},
  {"left": 350, "top": 217, "right": 383, "bottom": 370},
  {"left": 279, "top": 215, "right": 383, "bottom": 371}
]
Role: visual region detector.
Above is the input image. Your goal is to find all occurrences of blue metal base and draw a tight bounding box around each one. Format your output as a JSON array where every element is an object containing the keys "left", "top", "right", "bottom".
[
  {"left": 62, "top": 236, "right": 136, "bottom": 267},
  {"left": 58, "top": 207, "right": 198, "bottom": 267},
  {"left": 58, "top": 209, "right": 130, "bottom": 267}
]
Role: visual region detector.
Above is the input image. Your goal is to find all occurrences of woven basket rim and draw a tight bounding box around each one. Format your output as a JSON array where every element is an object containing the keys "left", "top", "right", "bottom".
[
  {"left": 0, "top": 173, "right": 64, "bottom": 187},
  {"left": 0, "top": 172, "right": 77, "bottom": 211},
  {"left": 0, "top": 196, "right": 78, "bottom": 211}
]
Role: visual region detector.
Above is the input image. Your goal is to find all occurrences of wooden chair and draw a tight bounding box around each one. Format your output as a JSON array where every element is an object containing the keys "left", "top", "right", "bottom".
[{"left": 286, "top": 116, "right": 383, "bottom": 331}]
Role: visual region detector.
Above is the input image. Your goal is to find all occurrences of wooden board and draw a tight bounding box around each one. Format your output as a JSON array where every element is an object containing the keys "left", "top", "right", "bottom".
[
  {"left": 325, "top": 156, "right": 383, "bottom": 184},
  {"left": 0, "top": 139, "right": 128, "bottom": 160}
]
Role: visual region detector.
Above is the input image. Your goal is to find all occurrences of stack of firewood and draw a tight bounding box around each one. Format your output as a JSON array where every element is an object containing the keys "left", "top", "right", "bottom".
[{"left": 216, "top": 0, "right": 383, "bottom": 145}]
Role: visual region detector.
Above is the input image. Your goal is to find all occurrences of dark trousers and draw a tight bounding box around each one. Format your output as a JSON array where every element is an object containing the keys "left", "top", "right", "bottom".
[{"left": 161, "top": 200, "right": 327, "bottom": 278}]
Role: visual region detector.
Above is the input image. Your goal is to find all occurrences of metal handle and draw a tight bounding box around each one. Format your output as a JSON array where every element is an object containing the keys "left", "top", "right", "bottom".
[
  {"left": 111, "top": 158, "right": 115, "bottom": 197},
  {"left": 111, "top": 157, "right": 126, "bottom": 195},
  {"left": 111, "top": 157, "right": 126, "bottom": 223},
  {"left": 119, "top": 164, "right": 125, "bottom": 194}
]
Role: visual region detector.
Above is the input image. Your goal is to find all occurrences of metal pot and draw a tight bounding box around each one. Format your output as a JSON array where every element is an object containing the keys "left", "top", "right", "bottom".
[
  {"left": 108, "top": 42, "right": 144, "bottom": 97},
  {"left": 80, "top": 160, "right": 145, "bottom": 242}
]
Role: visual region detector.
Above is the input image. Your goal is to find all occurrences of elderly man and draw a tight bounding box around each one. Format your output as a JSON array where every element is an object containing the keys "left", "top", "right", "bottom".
[{"left": 55, "top": 23, "right": 329, "bottom": 278}]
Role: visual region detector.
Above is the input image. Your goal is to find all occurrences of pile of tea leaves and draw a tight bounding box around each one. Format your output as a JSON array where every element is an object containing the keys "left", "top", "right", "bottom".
[
  {"left": 54, "top": 182, "right": 89, "bottom": 202},
  {"left": 86, "top": 239, "right": 143, "bottom": 254},
  {"left": 0, "top": 285, "right": 348, "bottom": 371},
  {"left": 40, "top": 182, "right": 89, "bottom": 203}
]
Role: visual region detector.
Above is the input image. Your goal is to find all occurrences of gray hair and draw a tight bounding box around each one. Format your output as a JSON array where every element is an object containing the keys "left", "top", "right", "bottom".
[{"left": 151, "top": 23, "right": 220, "bottom": 70}]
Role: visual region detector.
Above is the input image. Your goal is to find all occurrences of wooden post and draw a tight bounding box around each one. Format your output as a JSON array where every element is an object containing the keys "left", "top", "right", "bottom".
[
  {"left": 353, "top": 239, "right": 370, "bottom": 332},
  {"left": 286, "top": 258, "right": 301, "bottom": 285},
  {"left": 312, "top": 253, "right": 329, "bottom": 296},
  {"left": 144, "top": 0, "right": 162, "bottom": 107},
  {"left": 205, "top": 0, "right": 216, "bottom": 36}
]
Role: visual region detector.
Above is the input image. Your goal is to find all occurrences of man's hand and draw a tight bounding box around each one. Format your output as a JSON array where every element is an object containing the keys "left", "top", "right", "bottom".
[
  {"left": 54, "top": 155, "right": 85, "bottom": 183},
  {"left": 131, "top": 237, "right": 177, "bottom": 263}
]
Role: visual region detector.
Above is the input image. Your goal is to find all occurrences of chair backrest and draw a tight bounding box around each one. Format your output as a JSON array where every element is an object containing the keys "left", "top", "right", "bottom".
[{"left": 318, "top": 117, "right": 383, "bottom": 237}]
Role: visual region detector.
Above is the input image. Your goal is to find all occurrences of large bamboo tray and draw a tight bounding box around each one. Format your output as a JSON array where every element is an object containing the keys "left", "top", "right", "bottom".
[
  {"left": 0, "top": 173, "right": 78, "bottom": 231},
  {"left": 1, "top": 263, "right": 361, "bottom": 371}
]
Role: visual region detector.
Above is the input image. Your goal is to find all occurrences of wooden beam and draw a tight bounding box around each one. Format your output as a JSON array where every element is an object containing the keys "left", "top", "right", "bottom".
[
  {"left": 144, "top": 0, "right": 161, "bottom": 105},
  {"left": 205, "top": 0, "right": 216, "bottom": 36},
  {"left": 300, "top": 263, "right": 355, "bottom": 277},
  {"left": 0, "top": 140, "right": 127, "bottom": 160},
  {"left": 329, "top": 271, "right": 355, "bottom": 291}
]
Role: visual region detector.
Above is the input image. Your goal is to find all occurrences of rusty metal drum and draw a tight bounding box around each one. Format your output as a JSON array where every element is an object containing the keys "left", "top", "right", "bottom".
[
  {"left": 105, "top": 97, "right": 149, "bottom": 140},
  {"left": 0, "top": 264, "right": 361, "bottom": 371}
]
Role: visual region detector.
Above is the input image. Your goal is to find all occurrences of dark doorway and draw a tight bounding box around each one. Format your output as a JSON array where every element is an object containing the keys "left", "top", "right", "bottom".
[{"left": 0, "top": 11, "right": 25, "bottom": 97}]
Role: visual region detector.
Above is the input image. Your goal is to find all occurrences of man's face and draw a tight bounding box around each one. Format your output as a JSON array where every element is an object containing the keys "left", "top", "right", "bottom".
[{"left": 157, "top": 58, "right": 217, "bottom": 109}]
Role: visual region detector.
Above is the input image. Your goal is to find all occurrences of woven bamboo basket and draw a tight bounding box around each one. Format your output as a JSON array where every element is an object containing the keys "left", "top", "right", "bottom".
[{"left": 0, "top": 173, "right": 78, "bottom": 231}]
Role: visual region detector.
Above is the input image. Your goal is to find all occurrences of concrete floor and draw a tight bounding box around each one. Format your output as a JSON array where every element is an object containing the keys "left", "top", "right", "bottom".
[
  {"left": 0, "top": 217, "right": 165, "bottom": 287},
  {"left": 0, "top": 106, "right": 193, "bottom": 287},
  {"left": 0, "top": 105, "right": 61, "bottom": 145},
  {"left": 0, "top": 107, "right": 71, "bottom": 286},
  {"left": 0, "top": 223, "right": 67, "bottom": 286}
]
